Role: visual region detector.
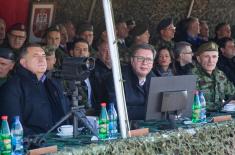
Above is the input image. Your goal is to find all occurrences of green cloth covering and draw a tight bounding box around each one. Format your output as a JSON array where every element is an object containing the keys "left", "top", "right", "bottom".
[{"left": 48, "top": 115, "right": 235, "bottom": 155}]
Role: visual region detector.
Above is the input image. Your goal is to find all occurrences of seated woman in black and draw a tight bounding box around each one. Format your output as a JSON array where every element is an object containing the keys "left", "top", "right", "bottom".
[{"left": 153, "top": 47, "right": 176, "bottom": 76}]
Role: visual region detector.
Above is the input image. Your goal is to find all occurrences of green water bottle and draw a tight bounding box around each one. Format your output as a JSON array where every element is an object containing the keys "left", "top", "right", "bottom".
[
  {"left": 98, "top": 102, "right": 109, "bottom": 139},
  {"left": 192, "top": 91, "right": 202, "bottom": 123},
  {"left": 1, "top": 115, "right": 12, "bottom": 155}
]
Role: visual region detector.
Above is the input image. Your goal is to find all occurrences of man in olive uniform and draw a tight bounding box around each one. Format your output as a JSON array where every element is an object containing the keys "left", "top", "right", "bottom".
[
  {"left": 154, "top": 18, "right": 175, "bottom": 51},
  {"left": 192, "top": 42, "right": 235, "bottom": 111}
]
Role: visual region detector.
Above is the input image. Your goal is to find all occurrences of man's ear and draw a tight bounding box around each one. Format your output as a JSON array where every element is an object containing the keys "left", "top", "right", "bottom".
[
  {"left": 196, "top": 56, "right": 200, "bottom": 63},
  {"left": 220, "top": 47, "right": 225, "bottom": 54},
  {"left": 69, "top": 50, "right": 73, "bottom": 56},
  {"left": 20, "top": 58, "right": 26, "bottom": 68}
]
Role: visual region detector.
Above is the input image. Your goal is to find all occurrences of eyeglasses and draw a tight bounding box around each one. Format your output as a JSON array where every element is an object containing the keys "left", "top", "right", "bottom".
[
  {"left": 10, "top": 33, "right": 26, "bottom": 41},
  {"left": 183, "top": 52, "right": 194, "bottom": 55},
  {"left": 132, "top": 56, "right": 153, "bottom": 64}
]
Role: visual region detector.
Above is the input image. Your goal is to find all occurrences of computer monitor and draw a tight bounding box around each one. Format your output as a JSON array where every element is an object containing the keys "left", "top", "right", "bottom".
[{"left": 145, "top": 75, "right": 196, "bottom": 121}]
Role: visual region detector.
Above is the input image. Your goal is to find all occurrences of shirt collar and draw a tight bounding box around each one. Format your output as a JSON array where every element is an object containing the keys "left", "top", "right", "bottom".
[{"left": 39, "top": 74, "right": 47, "bottom": 83}]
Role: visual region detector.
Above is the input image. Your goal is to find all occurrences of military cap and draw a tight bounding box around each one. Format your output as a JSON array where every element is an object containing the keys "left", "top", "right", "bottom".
[
  {"left": 8, "top": 23, "right": 26, "bottom": 32},
  {"left": 157, "top": 18, "right": 173, "bottom": 33},
  {"left": 0, "top": 48, "right": 16, "bottom": 61},
  {"left": 77, "top": 23, "right": 93, "bottom": 35},
  {"left": 129, "top": 23, "right": 148, "bottom": 38},
  {"left": 195, "top": 42, "right": 218, "bottom": 56},
  {"left": 42, "top": 45, "right": 56, "bottom": 56}
]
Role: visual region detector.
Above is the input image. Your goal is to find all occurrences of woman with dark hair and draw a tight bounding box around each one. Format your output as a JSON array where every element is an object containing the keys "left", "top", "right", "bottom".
[{"left": 153, "top": 46, "right": 176, "bottom": 76}]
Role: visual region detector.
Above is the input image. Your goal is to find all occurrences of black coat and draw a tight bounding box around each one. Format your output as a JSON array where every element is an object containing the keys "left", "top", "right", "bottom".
[
  {"left": 217, "top": 55, "right": 235, "bottom": 85},
  {"left": 107, "top": 64, "right": 155, "bottom": 120},
  {"left": 89, "top": 59, "right": 112, "bottom": 113},
  {"left": 0, "top": 65, "right": 69, "bottom": 136}
]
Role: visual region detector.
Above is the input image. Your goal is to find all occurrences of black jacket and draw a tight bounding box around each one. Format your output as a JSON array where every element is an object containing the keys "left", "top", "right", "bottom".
[
  {"left": 107, "top": 64, "right": 155, "bottom": 120},
  {"left": 174, "top": 61, "right": 194, "bottom": 75},
  {"left": 217, "top": 55, "right": 235, "bottom": 85},
  {"left": 89, "top": 59, "right": 112, "bottom": 113},
  {"left": 0, "top": 65, "right": 69, "bottom": 136}
]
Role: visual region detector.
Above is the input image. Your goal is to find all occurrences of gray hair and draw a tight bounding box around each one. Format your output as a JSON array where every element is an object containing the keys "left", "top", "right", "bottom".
[
  {"left": 130, "top": 43, "right": 156, "bottom": 58},
  {"left": 174, "top": 41, "right": 191, "bottom": 59}
]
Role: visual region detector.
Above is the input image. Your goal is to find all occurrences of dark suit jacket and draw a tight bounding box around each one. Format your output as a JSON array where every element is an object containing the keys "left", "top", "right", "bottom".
[
  {"left": 0, "top": 65, "right": 69, "bottom": 136},
  {"left": 107, "top": 64, "right": 155, "bottom": 120}
]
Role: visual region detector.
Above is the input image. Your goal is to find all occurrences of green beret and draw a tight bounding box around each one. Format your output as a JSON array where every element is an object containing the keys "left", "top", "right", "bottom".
[
  {"left": 195, "top": 42, "right": 218, "bottom": 56},
  {"left": 42, "top": 45, "right": 56, "bottom": 56}
]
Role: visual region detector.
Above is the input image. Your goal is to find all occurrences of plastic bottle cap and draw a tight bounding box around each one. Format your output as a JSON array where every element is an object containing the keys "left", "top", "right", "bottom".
[
  {"left": 1, "top": 115, "right": 8, "bottom": 120},
  {"left": 101, "top": 102, "right": 106, "bottom": 107}
]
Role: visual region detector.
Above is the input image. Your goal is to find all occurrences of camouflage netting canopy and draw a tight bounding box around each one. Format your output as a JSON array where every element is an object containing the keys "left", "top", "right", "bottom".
[{"left": 54, "top": 120, "right": 235, "bottom": 155}]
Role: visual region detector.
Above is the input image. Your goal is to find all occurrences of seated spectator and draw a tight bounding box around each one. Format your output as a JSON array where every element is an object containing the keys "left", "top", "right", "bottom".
[
  {"left": 45, "top": 26, "right": 68, "bottom": 68},
  {"left": 0, "top": 43, "right": 69, "bottom": 136},
  {"left": 107, "top": 44, "right": 156, "bottom": 120},
  {"left": 5, "top": 23, "right": 27, "bottom": 57},
  {"left": 174, "top": 41, "right": 194, "bottom": 75},
  {"left": 154, "top": 18, "right": 175, "bottom": 51},
  {"left": 153, "top": 47, "right": 176, "bottom": 76},
  {"left": 181, "top": 17, "right": 204, "bottom": 52},
  {"left": 115, "top": 18, "right": 129, "bottom": 64},
  {"left": 217, "top": 37, "right": 235, "bottom": 85},
  {"left": 89, "top": 40, "right": 112, "bottom": 113},
  {"left": 77, "top": 22, "right": 96, "bottom": 57},
  {"left": 0, "top": 48, "right": 15, "bottom": 86},
  {"left": 192, "top": 42, "right": 235, "bottom": 111},
  {"left": 69, "top": 38, "right": 95, "bottom": 110},
  {"left": 128, "top": 23, "right": 150, "bottom": 46},
  {"left": 213, "top": 22, "right": 231, "bottom": 44},
  {"left": 70, "top": 38, "right": 90, "bottom": 57},
  {"left": 42, "top": 45, "right": 57, "bottom": 72},
  {"left": 64, "top": 20, "right": 76, "bottom": 42},
  {"left": 0, "top": 18, "right": 6, "bottom": 47},
  {"left": 199, "top": 20, "right": 210, "bottom": 42},
  {"left": 57, "top": 24, "right": 69, "bottom": 53}
]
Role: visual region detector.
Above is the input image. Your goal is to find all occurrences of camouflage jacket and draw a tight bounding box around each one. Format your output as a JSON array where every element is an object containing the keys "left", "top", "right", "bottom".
[
  {"left": 192, "top": 64, "right": 235, "bottom": 111},
  {"left": 155, "top": 38, "right": 175, "bottom": 51}
]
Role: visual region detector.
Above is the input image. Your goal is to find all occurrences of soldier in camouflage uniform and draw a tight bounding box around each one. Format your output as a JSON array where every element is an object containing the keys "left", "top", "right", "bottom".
[
  {"left": 154, "top": 18, "right": 175, "bottom": 51},
  {"left": 192, "top": 42, "right": 235, "bottom": 111}
]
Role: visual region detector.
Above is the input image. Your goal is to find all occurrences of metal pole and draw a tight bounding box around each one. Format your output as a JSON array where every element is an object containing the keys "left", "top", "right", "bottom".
[
  {"left": 102, "top": 0, "right": 130, "bottom": 138},
  {"left": 88, "top": 0, "right": 97, "bottom": 22},
  {"left": 187, "top": 0, "right": 195, "bottom": 18}
]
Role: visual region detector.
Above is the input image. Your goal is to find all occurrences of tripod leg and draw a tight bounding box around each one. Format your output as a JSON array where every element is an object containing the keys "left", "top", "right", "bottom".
[
  {"left": 73, "top": 110, "right": 98, "bottom": 137},
  {"left": 44, "top": 112, "right": 72, "bottom": 138},
  {"left": 73, "top": 113, "right": 79, "bottom": 138}
]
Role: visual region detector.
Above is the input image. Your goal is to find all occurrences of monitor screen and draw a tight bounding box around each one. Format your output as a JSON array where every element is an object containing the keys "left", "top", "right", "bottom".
[{"left": 145, "top": 75, "right": 196, "bottom": 121}]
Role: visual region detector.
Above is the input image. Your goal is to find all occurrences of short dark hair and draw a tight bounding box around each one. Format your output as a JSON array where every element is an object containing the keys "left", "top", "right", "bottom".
[
  {"left": 72, "top": 38, "right": 89, "bottom": 50},
  {"left": 19, "top": 43, "right": 42, "bottom": 59},
  {"left": 130, "top": 43, "right": 156, "bottom": 58},
  {"left": 215, "top": 22, "right": 229, "bottom": 35},
  {"left": 217, "top": 37, "right": 234, "bottom": 49}
]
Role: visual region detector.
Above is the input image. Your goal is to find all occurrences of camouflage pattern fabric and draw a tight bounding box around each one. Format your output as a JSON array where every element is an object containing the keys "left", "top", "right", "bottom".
[
  {"left": 53, "top": 120, "right": 235, "bottom": 155},
  {"left": 192, "top": 63, "right": 235, "bottom": 111},
  {"left": 155, "top": 38, "right": 175, "bottom": 51}
]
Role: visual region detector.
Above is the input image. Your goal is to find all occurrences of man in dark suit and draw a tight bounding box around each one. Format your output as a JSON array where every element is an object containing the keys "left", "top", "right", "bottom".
[
  {"left": 0, "top": 43, "right": 69, "bottom": 136},
  {"left": 107, "top": 43, "right": 156, "bottom": 120}
]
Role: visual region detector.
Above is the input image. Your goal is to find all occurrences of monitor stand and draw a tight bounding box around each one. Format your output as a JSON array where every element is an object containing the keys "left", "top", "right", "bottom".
[{"left": 158, "top": 112, "right": 178, "bottom": 130}]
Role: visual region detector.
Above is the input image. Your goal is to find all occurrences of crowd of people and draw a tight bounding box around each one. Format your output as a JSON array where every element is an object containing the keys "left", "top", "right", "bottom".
[{"left": 0, "top": 15, "right": 235, "bottom": 136}]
